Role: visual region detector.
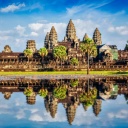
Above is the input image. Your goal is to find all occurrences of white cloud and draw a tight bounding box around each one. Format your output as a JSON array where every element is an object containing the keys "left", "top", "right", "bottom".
[
  {"left": 108, "top": 26, "right": 128, "bottom": 35},
  {"left": 30, "top": 32, "right": 38, "bottom": 37},
  {"left": 15, "top": 25, "right": 26, "bottom": 36},
  {"left": 28, "top": 23, "right": 44, "bottom": 31},
  {"left": 29, "top": 114, "right": 43, "bottom": 121},
  {"left": 16, "top": 110, "right": 25, "bottom": 119},
  {"left": 0, "top": 3, "right": 25, "bottom": 13},
  {"left": 108, "top": 109, "right": 128, "bottom": 119}
]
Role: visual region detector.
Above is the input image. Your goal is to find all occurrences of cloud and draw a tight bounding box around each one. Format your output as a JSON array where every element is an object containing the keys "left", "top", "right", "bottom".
[
  {"left": 28, "top": 23, "right": 44, "bottom": 31},
  {"left": 108, "top": 26, "right": 128, "bottom": 35},
  {"left": 108, "top": 110, "right": 128, "bottom": 119},
  {"left": 0, "top": 3, "right": 25, "bottom": 13},
  {"left": 30, "top": 32, "right": 38, "bottom": 37},
  {"left": 15, "top": 25, "right": 26, "bottom": 36},
  {"left": 29, "top": 114, "right": 43, "bottom": 121},
  {"left": 16, "top": 110, "right": 25, "bottom": 119}
]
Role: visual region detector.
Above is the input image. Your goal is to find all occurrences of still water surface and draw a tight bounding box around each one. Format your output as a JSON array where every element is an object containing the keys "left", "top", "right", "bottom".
[{"left": 0, "top": 77, "right": 127, "bottom": 128}]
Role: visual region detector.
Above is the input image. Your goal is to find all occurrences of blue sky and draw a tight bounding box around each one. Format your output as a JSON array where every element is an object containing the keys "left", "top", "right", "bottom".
[{"left": 0, "top": 0, "right": 128, "bottom": 51}]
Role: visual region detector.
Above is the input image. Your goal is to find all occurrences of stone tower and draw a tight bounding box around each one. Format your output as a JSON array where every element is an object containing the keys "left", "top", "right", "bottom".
[
  {"left": 45, "top": 26, "right": 58, "bottom": 50},
  {"left": 26, "top": 92, "right": 36, "bottom": 105},
  {"left": 93, "top": 99, "right": 102, "bottom": 116},
  {"left": 64, "top": 19, "right": 78, "bottom": 42},
  {"left": 93, "top": 28, "right": 102, "bottom": 45},
  {"left": 83, "top": 33, "right": 89, "bottom": 42},
  {"left": 44, "top": 32, "right": 50, "bottom": 49},
  {"left": 26, "top": 40, "right": 36, "bottom": 52},
  {"left": 66, "top": 104, "right": 77, "bottom": 125}
]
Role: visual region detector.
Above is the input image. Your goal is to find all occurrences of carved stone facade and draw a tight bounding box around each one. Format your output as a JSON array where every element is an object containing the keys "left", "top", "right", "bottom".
[
  {"left": 26, "top": 40, "right": 36, "bottom": 52},
  {"left": 93, "top": 28, "right": 102, "bottom": 45},
  {"left": 93, "top": 99, "right": 102, "bottom": 116},
  {"left": 45, "top": 26, "right": 58, "bottom": 50},
  {"left": 2, "top": 45, "right": 12, "bottom": 53}
]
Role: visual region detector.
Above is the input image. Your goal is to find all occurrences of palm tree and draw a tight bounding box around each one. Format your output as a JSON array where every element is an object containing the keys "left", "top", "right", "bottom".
[
  {"left": 23, "top": 49, "right": 33, "bottom": 62},
  {"left": 53, "top": 45, "right": 67, "bottom": 68},
  {"left": 80, "top": 38, "right": 97, "bottom": 74},
  {"left": 38, "top": 47, "right": 48, "bottom": 66},
  {"left": 70, "top": 57, "right": 79, "bottom": 67}
]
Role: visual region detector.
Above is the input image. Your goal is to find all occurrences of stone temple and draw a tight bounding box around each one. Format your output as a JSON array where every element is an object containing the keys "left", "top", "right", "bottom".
[{"left": 0, "top": 19, "right": 128, "bottom": 71}]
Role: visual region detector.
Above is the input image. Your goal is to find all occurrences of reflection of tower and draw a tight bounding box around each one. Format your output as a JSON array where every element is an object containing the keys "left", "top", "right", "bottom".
[
  {"left": 65, "top": 97, "right": 79, "bottom": 125},
  {"left": 26, "top": 92, "right": 36, "bottom": 105},
  {"left": 82, "top": 103, "right": 88, "bottom": 111},
  {"left": 2, "top": 92, "right": 12, "bottom": 100},
  {"left": 66, "top": 104, "right": 77, "bottom": 125},
  {"left": 93, "top": 99, "right": 102, "bottom": 116},
  {"left": 44, "top": 95, "right": 58, "bottom": 118},
  {"left": 44, "top": 98, "right": 49, "bottom": 112}
]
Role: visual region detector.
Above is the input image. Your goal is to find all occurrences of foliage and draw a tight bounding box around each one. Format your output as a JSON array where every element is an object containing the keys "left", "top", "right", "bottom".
[
  {"left": 38, "top": 89, "right": 48, "bottom": 98},
  {"left": 53, "top": 45, "right": 67, "bottom": 60},
  {"left": 70, "top": 79, "right": 79, "bottom": 87},
  {"left": 80, "top": 87, "right": 97, "bottom": 105},
  {"left": 70, "top": 57, "right": 79, "bottom": 66},
  {"left": 38, "top": 47, "right": 48, "bottom": 57},
  {"left": 24, "top": 87, "right": 34, "bottom": 96},
  {"left": 23, "top": 49, "right": 33, "bottom": 59},
  {"left": 80, "top": 38, "right": 97, "bottom": 57},
  {"left": 53, "top": 86, "right": 67, "bottom": 99}
]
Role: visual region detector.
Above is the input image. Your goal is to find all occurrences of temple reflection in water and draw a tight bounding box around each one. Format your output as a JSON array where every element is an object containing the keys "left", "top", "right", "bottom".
[{"left": 0, "top": 77, "right": 128, "bottom": 125}]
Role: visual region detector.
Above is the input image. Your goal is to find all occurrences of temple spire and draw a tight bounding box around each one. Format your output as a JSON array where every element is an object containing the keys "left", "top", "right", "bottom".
[
  {"left": 44, "top": 26, "right": 58, "bottom": 49},
  {"left": 93, "top": 28, "right": 102, "bottom": 45}
]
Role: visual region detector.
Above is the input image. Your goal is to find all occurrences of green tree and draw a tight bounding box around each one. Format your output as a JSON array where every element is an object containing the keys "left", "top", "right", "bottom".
[
  {"left": 53, "top": 86, "right": 67, "bottom": 99},
  {"left": 70, "top": 57, "right": 79, "bottom": 66},
  {"left": 53, "top": 45, "right": 67, "bottom": 67},
  {"left": 24, "top": 87, "right": 34, "bottom": 96},
  {"left": 80, "top": 38, "right": 97, "bottom": 74},
  {"left": 39, "top": 47, "right": 48, "bottom": 61},
  {"left": 70, "top": 79, "right": 79, "bottom": 87},
  {"left": 38, "top": 89, "right": 48, "bottom": 98},
  {"left": 23, "top": 49, "right": 33, "bottom": 62},
  {"left": 80, "top": 87, "right": 97, "bottom": 106}
]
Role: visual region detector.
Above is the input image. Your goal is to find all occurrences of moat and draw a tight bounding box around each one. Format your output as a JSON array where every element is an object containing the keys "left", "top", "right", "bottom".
[{"left": 0, "top": 76, "right": 127, "bottom": 128}]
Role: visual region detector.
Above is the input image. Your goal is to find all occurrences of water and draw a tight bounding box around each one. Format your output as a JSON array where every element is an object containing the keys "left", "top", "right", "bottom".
[{"left": 0, "top": 77, "right": 127, "bottom": 128}]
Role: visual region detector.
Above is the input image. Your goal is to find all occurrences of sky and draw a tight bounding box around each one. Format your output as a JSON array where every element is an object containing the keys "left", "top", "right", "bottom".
[
  {"left": 0, "top": 0, "right": 128, "bottom": 52},
  {"left": 0, "top": 93, "right": 128, "bottom": 128}
]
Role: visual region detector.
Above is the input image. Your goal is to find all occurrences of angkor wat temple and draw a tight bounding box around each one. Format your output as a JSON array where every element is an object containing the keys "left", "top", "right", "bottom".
[{"left": 0, "top": 19, "right": 128, "bottom": 71}]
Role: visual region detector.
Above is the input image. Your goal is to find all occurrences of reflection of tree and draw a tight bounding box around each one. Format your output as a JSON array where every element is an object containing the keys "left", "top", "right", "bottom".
[
  {"left": 70, "top": 79, "right": 79, "bottom": 87},
  {"left": 80, "top": 87, "right": 97, "bottom": 107},
  {"left": 44, "top": 95, "right": 58, "bottom": 118},
  {"left": 38, "top": 89, "right": 48, "bottom": 98},
  {"left": 53, "top": 86, "right": 67, "bottom": 99}
]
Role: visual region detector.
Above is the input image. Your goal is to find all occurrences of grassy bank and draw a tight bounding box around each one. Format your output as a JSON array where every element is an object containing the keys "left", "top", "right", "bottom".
[{"left": 0, "top": 71, "right": 128, "bottom": 76}]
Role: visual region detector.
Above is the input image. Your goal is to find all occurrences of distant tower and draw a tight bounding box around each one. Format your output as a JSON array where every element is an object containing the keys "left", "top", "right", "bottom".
[
  {"left": 93, "top": 99, "right": 102, "bottom": 116},
  {"left": 44, "top": 32, "right": 50, "bottom": 49},
  {"left": 93, "top": 28, "right": 102, "bottom": 45},
  {"left": 66, "top": 104, "right": 77, "bottom": 125},
  {"left": 44, "top": 26, "right": 58, "bottom": 50},
  {"left": 3, "top": 92, "right": 12, "bottom": 100},
  {"left": 26, "top": 40, "right": 36, "bottom": 52},
  {"left": 83, "top": 33, "right": 89, "bottom": 42},
  {"left": 26, "top": 92, "right": 36, "bottom": 105}
]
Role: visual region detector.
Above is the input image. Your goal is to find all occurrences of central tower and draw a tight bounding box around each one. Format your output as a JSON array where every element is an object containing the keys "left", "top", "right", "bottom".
[{"left": 64, "top": 19, "right": 78, "bottom": 42}]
